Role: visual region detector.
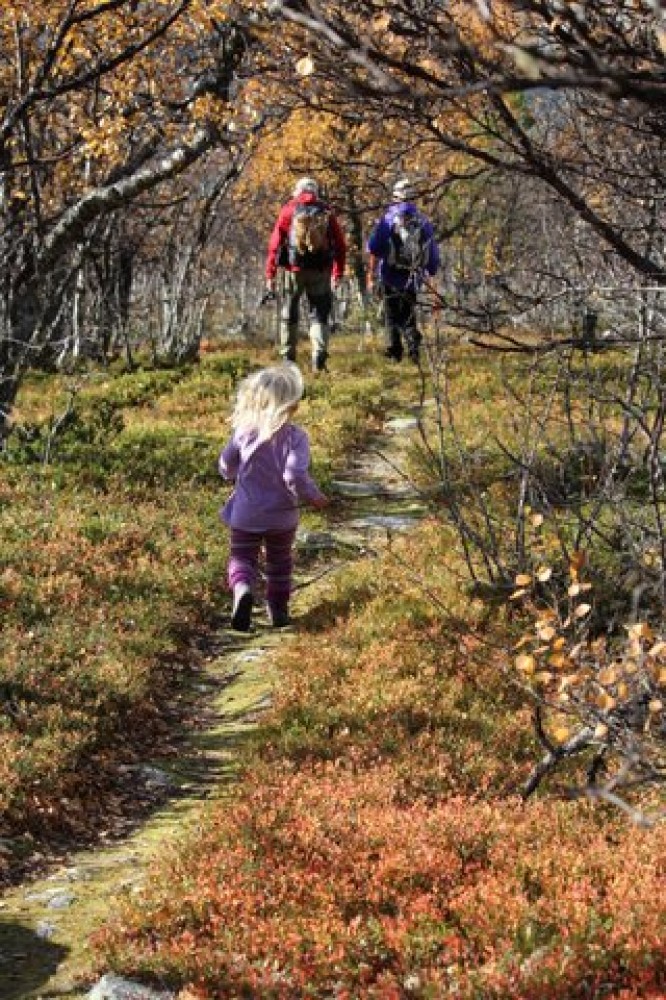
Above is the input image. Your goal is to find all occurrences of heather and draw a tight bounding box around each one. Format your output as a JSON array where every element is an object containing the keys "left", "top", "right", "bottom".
[
  {"left": 81, "top": 342, "right": 666, "bottom": 999},
  {"left": 0, "top": 341, "right": 385, "bottom": 852}
]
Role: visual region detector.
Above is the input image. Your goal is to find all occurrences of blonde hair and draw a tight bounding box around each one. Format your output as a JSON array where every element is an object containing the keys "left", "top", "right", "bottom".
[{"left": 231, "top": 362, "right": 304, "bottom": 443}]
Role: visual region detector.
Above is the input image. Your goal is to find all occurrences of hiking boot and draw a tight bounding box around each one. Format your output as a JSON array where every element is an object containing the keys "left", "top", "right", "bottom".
[
  {"left": 384, "top": 346, "right": 403, "bottom": 363},
  {"left": 313, "top": 352, "right": 328, "bottom": 373},
  {"left": 231, "top": 587, "right": 253, "bottom": 632},
  {"left": 268, "top": 606, "right": 292, "bottom": 628}
]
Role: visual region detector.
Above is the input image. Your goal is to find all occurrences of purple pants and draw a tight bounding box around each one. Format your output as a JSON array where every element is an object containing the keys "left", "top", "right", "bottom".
[{"left": 228, "top": 527, "right": 296, "bottom": 613}]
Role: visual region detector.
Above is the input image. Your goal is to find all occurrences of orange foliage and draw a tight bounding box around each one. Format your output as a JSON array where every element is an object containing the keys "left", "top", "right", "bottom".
[
  {"left": 93, "top": 525, "right": 666, "bottom": 998},
  {"left": 95, "top": 764, "right": 666, "bottom": 998}
]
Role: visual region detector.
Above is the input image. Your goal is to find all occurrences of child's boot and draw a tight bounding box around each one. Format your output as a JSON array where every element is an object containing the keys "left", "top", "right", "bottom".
[
  {"left": 231, "top": 584, "right": 253, "bottom": 632},
  {"left": 267, "top": 602, "right": 291, "bottom": 628}
]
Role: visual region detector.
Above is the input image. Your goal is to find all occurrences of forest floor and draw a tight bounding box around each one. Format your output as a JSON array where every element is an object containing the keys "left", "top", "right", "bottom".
[
  {"left": 0, "top": 395, "right": 426, "bottom": 1000},
  {"left": 5, "top": 339, "right": 664, "bottom": 1000}
]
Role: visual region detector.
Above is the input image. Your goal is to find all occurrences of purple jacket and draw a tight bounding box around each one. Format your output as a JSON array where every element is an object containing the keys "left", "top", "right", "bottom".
[
  {"left": 367, "top": 201, "right": 440, "bottom": 292},
  {"left": 218, "top": 422, "right": 325, "bottom": 532}
]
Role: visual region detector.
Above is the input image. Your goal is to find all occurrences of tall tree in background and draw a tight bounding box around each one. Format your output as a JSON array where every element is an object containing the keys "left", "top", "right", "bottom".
[
  {"left": 0, "top": 0, "right": 263, "bottom": 445},
  {"left": 267, "top": 0, "right": 665, "bottom": 292}
]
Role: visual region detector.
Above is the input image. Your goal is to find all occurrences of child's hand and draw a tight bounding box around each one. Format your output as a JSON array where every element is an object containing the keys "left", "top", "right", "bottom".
[{"left": 310, "top": 494, "right": 329, "bottom": 509}]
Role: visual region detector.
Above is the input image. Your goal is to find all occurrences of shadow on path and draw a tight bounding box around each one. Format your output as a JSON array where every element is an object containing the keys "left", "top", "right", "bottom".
[{"left": 0, "top": 920, "right": 69, "bottom": 1000}]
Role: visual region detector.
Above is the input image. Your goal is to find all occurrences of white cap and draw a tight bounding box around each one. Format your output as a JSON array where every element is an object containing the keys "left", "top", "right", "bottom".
[
  {"left": 391, "top": 177, "right": 414, "bottom": 202},
  {"left": 293, "top": 176, "right": 319, "bottom": 196}
]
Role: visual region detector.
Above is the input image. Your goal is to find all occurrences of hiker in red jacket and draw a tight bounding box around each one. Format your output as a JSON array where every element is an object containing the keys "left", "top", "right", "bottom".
[{"left": 265, "top": 177, "right": 346, "bottom": 373}]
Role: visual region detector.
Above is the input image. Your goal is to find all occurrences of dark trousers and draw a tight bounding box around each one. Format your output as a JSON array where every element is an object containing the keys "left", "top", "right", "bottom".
[{"left": 382, "top": 286, "right": 420, "bottom": 361}]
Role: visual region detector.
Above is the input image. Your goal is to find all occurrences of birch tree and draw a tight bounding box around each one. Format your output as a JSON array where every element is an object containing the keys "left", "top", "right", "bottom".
[{"left": 0, "top": 0, "right": 259, "bottom": 445}]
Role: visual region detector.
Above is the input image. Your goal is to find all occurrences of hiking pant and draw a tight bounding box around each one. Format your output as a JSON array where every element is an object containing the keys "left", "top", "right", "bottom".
[
  {"left": 279, "top": 269, "right": 333, "bottom": 369},
  {"left": 228, "top": 527, "right": 296, "bottom": 617},
  {"left": 382, "top": 285, "right": 421, "bottom": 361}
]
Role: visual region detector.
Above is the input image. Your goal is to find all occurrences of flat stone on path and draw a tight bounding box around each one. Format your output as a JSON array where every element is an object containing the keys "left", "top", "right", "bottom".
[
  {"left": 88, "top": 973, "right": 176, "bottom": 1000},
  {"left": 298, "top": 530, "right": 338, "bottom": 549},
  {"left": 330, "top": 479, "right": 383, "bottom": 496},
  {"left": 347, "top": 514, "right": 418, "bottom": 532},
  {"left": 47, "top": 891, "right": 76, "bottom": 909},
  {"left": 384, "top": 416, "right": 419, "bottom": 432}
]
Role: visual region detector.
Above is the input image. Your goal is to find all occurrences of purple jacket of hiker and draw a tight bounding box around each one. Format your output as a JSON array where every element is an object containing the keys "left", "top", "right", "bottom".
[
  {"left": 367, "top": 201, "right": 440, "bottom": 292},
  {"left": 218, "top": 423, "right": 325, "bottom": 532}
]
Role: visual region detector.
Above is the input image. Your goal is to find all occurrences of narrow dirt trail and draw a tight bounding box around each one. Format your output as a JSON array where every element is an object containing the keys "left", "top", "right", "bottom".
[{"left": 0, "top": 406, "right": 427, "bottom": 1000}]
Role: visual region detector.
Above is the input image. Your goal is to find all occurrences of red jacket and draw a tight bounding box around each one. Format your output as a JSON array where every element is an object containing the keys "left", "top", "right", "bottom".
[{"left": 265, "top": 192, "right": 346, "bottom": 281}]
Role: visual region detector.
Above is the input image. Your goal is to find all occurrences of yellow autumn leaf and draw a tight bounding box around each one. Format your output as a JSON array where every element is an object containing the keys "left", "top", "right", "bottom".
[
  {"left": 559, "top": 672, "right": 581, "bottom": 690},
  {"left": 532, "top": 513, "right": 544, "bottom": 527},
  {"left": 548, "top": 653, "right": 567, "bottom": 670},
  {"left": 372, "top": 12, "right": 392, "bottom": 31},
  {"left": 627, "top": 622, "right": 652, "bottom": 640},
  {"left": 551, "top": 725, "right": 570, "bottom": 743},
  {"left": 574, "top": 603, "right": 592, "bottom": 619},
  {"left": 515, "top": 654, "right": 536, "bottom": 675},
  {"left": 569, "top": 551, "right": 586, "bottom": 577},
  {"left": 648, "top": 641, "right": 666, "bottom": 659},
  {"left": 596, "top": 692, "right": 617, "bottom": 711},
  {"left": 514, "top": 573, "right": 532, "bottom": 586},
  {"left": 598, "top": 666, "right": 618, "bottom": 686},
  {"left": 593, "top": 723, "right": 609, "bottom": 739},
  {"left": 536, "top": 624, "right": 556, "bottom": 642},
  {"left": 628, "top": 638, "right": 643, "bottom": 659},
  {"left": 296, "top": 55, "right": 315, "bottom": 76},
  {"left": 648, "top": 699, "right": 663, "bottom": 714}
]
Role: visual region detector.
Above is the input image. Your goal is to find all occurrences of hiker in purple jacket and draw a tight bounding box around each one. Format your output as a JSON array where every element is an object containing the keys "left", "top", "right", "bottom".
[
  {"left": 367, "top": 178, "right": 440, "bottom": 363},
  {"left": 218, "top": 362, "right": 328, "bottom": 632}
]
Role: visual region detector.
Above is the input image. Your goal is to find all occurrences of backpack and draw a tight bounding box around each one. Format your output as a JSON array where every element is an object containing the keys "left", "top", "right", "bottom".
[
  {"left": 387, "top": 212, "right": 430, "bottom": 272},
  {"left": 287, "top": 200, "right": 333, "bottom": 268}
]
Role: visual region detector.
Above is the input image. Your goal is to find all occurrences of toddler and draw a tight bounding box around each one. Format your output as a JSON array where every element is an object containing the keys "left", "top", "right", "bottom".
[{"left": 218, "top": 362, "right": 328, "bottom": 631}]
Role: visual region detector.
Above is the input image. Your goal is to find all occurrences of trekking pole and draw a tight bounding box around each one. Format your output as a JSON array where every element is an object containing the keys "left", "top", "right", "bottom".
[
  {"left": 330, "top": 281, "right": 338, "bottom": 335},
  {"left": 255, "top": 287, "right": 276, "bottom": 348},
  {"left": 359, "top": 284, "right": 374, "bottom": 351},
  {"left": 275, "top": 269, "right": 285, "bottom": 353}
]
